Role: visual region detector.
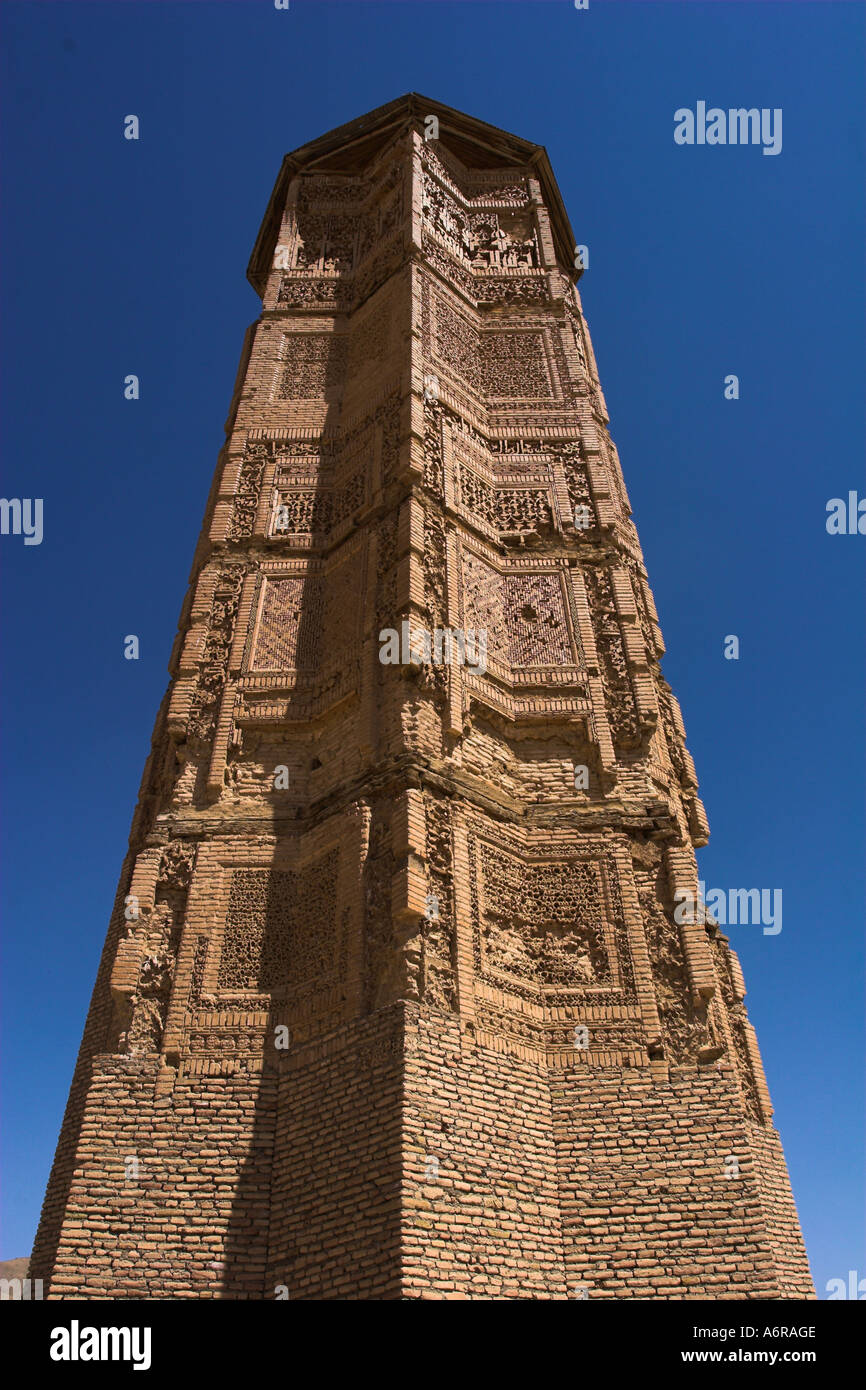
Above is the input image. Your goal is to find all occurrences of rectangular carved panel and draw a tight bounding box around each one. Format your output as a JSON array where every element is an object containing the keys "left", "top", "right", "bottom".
[
  {"left": 218, "top": 854, "right": 339, "bottom": 995},
  {"left": 251, "top": 576, "right": 322, "bottom": 671}
]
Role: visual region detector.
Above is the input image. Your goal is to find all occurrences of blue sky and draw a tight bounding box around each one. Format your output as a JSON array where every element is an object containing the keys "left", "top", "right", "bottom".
[{"left": 1, "top": 1, "right": 863, "bottom": 1295}]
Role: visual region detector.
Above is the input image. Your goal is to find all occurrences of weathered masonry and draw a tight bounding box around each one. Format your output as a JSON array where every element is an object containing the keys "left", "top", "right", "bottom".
[{"left": 32, "top": 95, "right": 812, "bottom": 1300}]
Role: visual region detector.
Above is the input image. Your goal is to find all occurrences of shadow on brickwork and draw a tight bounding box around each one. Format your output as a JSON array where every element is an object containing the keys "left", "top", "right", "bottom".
[{"left": 218, "top": 1067, "right": 280, "bottom": 1299}]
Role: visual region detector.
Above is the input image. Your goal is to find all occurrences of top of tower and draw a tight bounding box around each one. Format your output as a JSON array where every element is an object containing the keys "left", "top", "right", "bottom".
[{"left": 247, "top": 93, "right": 578, "bottom": 294}]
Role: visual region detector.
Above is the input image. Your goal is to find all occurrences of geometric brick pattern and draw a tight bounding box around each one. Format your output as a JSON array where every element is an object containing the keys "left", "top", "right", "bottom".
[{"left": 251, "top": 577, "right": 321, "bottom": 671}]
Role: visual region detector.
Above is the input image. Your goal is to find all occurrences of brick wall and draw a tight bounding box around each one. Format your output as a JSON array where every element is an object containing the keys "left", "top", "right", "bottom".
[{"left": 266, "top": 1008, "right": 404, "bottom": 1301}]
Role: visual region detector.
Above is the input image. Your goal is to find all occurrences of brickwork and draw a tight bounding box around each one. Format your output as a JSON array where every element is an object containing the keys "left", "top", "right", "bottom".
[
  {"left": 31, "top": 95, "right": 812, "bottom": 1300},
  {"left": 266, "top": 1008, "right": 404, "bottom": 1301}
]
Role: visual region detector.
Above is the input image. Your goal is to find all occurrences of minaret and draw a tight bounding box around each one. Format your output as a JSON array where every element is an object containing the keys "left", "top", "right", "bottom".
[{"left": 32, "top": 95, "right": 812, "bottom": 1300}]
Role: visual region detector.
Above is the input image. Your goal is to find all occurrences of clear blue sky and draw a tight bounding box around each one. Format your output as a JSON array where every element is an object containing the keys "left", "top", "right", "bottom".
[{"left": 1, "top": 1, "right": 863, "bottom": 1296}]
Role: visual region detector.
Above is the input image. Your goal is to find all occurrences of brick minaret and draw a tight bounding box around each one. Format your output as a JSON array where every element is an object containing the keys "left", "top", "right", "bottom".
[{"left": 32, "top": 96, "right": 812, "bottom": 1300}]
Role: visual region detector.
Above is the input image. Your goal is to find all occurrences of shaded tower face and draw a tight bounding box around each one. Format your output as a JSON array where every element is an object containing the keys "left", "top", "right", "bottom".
[{"left": 33, "top": 96, "right": 811, "bottom": 1300}]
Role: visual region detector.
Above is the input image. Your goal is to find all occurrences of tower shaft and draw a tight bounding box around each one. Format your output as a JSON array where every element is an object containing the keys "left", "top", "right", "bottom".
[{"left": 32, "top": 96, "right": 812, "bottom": 1300}]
